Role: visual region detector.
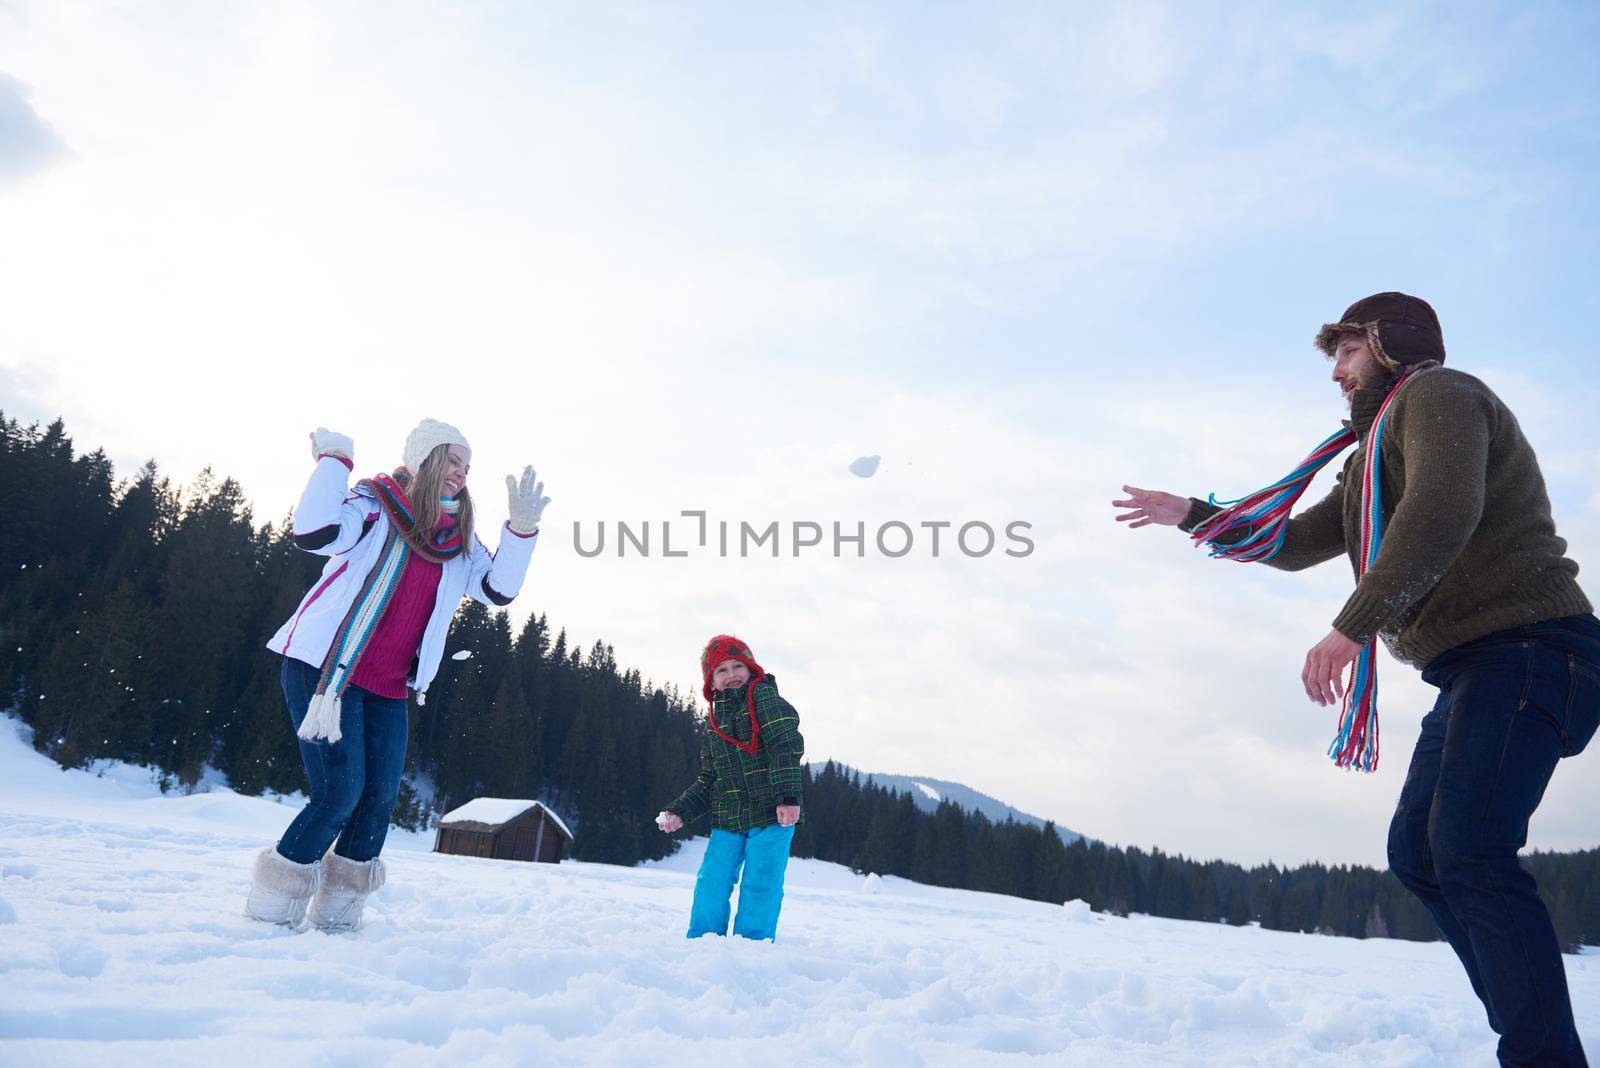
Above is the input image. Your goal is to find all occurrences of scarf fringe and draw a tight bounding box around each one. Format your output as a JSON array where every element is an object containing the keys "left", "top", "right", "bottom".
[
  {"left": 299, "top": 691, "right": 344, "bottom": 744},
  {"left": 1329, "top": 643, "right": 1379, "bottom": 771}
]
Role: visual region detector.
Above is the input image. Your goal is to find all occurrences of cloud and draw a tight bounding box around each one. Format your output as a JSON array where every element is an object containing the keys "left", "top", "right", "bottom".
[{"left": 0, "top": 71, "right": 65, "bottom": 182}]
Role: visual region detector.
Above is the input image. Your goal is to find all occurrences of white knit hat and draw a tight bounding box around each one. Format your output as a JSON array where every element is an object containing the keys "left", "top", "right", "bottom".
[{"left": 403, "top": 418, "right": 471, "bottom": 473}]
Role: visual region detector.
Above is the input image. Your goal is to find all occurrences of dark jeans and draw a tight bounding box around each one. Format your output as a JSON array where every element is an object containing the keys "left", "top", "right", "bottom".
[
  {"left": 275, "top": 657, "right": 409, "bottom": 865},
  {"left": 1388, "top": 614, "right": 1600, "bottom": 1067}
]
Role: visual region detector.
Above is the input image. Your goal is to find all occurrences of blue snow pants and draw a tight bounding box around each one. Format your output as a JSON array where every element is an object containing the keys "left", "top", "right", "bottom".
[{"left": 687, "top": 824, "right": 796, "bottom": 941}]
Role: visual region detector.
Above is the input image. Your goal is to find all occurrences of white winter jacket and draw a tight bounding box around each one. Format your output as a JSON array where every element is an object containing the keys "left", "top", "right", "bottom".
[{"left": 266, "top": 456, "right": 538, "bottom": 699}]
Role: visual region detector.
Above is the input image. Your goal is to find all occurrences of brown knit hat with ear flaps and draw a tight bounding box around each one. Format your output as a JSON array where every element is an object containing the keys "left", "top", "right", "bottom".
[{"left": 1315, "top": 292, "right": 1445, "bottom": 371}]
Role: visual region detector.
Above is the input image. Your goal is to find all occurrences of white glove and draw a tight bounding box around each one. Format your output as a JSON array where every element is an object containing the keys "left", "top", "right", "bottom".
[
  {"left": 310, "top": 427, "right": 354, "bottom": 462},
  {"left": 506, "top": 466, "right": 549, "bottom": 534}
]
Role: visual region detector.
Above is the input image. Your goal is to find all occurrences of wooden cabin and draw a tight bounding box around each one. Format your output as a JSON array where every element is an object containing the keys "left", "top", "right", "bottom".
[{"left": 433, "top": 797, "right": 573, "bottom": 864}]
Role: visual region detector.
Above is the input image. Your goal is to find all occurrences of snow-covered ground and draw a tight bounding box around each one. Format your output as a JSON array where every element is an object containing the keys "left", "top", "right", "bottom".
[{"left": 1, "top": 716, "right": 1595, "bottom": 1067}]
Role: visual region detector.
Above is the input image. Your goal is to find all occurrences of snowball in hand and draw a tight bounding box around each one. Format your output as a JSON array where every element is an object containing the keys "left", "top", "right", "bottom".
[{"left": 849, "top": 455, "right": 881, "bottom": 478}]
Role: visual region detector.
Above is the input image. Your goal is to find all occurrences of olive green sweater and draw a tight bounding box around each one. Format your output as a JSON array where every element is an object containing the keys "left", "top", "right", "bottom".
[{"left": 1181, "top": 363, "right": 1590, "bottom": 667}]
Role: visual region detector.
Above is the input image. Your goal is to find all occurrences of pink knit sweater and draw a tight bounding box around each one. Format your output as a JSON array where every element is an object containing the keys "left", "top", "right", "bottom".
[{"left": 348, "top": 514, "right": 452, "bottom": 700}]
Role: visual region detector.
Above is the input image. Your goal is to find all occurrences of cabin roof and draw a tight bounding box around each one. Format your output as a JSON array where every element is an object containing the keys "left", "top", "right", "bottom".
[{"left": 437, "top": 797, "right": 573, "bottom": 840}]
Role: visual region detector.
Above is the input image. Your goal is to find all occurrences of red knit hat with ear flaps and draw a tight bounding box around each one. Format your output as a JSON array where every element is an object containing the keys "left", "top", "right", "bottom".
[{"left": 700, "top": 635, "right": 766, "bottom": 754}]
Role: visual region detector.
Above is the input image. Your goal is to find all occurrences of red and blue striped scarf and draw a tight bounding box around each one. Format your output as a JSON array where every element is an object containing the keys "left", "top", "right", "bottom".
[{"left": 1189, "top": 373, "right": 1416, "bottom": 772}]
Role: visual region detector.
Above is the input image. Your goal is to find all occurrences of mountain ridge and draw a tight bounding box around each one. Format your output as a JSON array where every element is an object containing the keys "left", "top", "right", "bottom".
[{"left": 818, "top": 762, "right": 1084, "bottom": 844}]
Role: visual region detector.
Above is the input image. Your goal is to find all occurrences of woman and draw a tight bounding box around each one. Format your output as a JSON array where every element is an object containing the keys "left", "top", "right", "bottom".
[{"left": 245, "top": 418, "right": 548, "bottom": 932}]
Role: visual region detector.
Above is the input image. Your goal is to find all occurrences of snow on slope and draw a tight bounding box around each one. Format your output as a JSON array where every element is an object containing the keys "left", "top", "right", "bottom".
[
  {"left": 913, "top": 782, "right": 942, "bottom": 803},
  {"left": 1, "top": 716, "right": 1597, "bottom": 1067}
]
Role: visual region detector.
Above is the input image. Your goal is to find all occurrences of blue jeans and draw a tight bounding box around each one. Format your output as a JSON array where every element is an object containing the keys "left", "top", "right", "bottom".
[
  {"left": 1388, "top": 614, "right": 1600, "bottom": 1068},
  {"left": 687, "top": 824, "right": 796, "bottom": 941},
  {"left": 275, "top": 657, "right": 409, "bottom": 865}
]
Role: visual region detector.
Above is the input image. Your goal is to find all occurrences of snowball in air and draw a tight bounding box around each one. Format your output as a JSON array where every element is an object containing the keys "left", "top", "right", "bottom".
[{"left": 849, "top": 455, "right": 881, "bottom": 478}]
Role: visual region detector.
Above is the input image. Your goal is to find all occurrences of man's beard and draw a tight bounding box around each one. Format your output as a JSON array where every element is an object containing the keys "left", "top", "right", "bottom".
[{"left": 1344, "top": 368, "right": 1395, "bottom": 410}]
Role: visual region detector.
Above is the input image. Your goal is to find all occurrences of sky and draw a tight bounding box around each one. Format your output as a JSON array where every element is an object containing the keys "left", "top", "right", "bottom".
[{"left": 2, "top": 1, "right": 1598, "bottom": 868}]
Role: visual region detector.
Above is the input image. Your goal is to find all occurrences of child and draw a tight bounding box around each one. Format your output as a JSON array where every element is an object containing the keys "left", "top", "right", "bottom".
[
  {"left": 245, "top": 419, "right": 549, "bottom": 932},
  {"left": 657, "top": 635, "right": 804, "bottom": 941}
]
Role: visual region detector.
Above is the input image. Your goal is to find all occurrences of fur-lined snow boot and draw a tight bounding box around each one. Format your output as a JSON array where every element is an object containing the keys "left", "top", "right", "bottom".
[
  {"left": 245, "top": 847, "right": 321, "bottom": 928},
  {"left": 307, "top": 852, "right": 386, "bottom": 933}
]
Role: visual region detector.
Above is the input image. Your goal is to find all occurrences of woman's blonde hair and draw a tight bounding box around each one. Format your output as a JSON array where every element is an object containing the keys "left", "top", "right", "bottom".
[{"left": 407, "top": 444, "right": 475, "bottom": 549}]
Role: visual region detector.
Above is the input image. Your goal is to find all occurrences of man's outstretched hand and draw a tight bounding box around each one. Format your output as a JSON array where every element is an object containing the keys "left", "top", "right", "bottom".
[{"left": 1113, "top": 485, "right": 1190, "bottom": 529}]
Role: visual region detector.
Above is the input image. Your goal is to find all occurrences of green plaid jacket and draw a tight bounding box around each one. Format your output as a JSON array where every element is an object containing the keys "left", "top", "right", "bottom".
[{"left": 668, "top": 675, "right": 805, "bottom": 833}]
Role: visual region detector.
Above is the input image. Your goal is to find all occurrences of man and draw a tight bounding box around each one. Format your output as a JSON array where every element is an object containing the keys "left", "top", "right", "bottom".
[{"left": 1115, "top": 292, "right": 1598, "bottom": 1067}]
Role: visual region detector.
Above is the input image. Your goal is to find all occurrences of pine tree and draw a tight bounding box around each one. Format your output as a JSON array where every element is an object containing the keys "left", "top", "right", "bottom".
[
  {"left": 1579, "top": 873, "right": 1600, "bottom": 949},
  {"left": 1034, "top": 822, "right": 1072, "bottom": 904},
  {"left": 148, "top": 472, "right": 258, "bottom": 784},
  {"left": 25, "top": 578, "right": 147, "bottom": 766},
  {"left": 1223, "top": 888, "right": 1250, "bottom": 926},
  {"left": 1193, "top": 866, "right": 1221, "bottom": 923},
  {"left": 1101, "top": 849, "right": 1135, "bottom": 916},
  {"left": 1154, "top": 855, "right": 1190, "bottom": 919},
  {"left": 431, "top": 603, "right": 510, "bottom": 806},
  {"left": 854, "top": 790, "right": 908, "bottom": 876}
]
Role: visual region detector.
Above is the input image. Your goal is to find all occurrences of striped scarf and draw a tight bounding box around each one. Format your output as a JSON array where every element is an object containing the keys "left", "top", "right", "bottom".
[
  {"left": 296, "top": 469, "right": 457, "bottom": 743},
  {"left": 1189, "top": 372, "right": 1416, "bottom": 772},
  {"left": 365, "top": 469, "right": 465, "bottom": 562}
]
